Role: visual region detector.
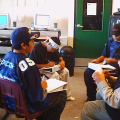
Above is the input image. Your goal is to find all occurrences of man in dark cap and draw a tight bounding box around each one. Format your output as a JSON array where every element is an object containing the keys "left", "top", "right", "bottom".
[
  {"left": 0, "top": 27, "right": 67, "bottom": 120},
  {"left": 29, "top": 37, "right": 75, "bottom": 101},
  {"left": 112, "top": 24, "right": 120, "bottom": 36},
  {"left": 84, "top": 23, "right": 120, "bottom": 101}
]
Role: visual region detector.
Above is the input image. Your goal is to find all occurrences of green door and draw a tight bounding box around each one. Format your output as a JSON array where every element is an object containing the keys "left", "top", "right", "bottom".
[{"left": 74, "top": 0, "right": 112, "bottom": 58}]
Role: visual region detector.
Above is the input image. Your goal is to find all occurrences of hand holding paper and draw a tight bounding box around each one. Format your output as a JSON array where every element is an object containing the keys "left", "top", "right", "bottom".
[
  {"left": 58, "top": 60, "right": 65, "bottom": 70},
  {"left": 104, "top": 58, "right": 118, "bottom": 64},
  {"left": 91, "top": 59, "right": 100, "bottom": 63},
  {"left": 47, "top": 61, "right": 55, "bottom": 67},
  {"left": 92, "top": 71, "right": 105, "bottom": 84},
  {"left": 95, "top": 67, "right": 103, "bottom": 74},
  {"left": 41, "top": 75, "right": 48, "bottom": 89}
]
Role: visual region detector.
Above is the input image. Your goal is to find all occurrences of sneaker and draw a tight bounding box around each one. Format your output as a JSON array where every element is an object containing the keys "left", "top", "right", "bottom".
[{"left": 67, "top": 96, "right": 75, "bottom": 101}]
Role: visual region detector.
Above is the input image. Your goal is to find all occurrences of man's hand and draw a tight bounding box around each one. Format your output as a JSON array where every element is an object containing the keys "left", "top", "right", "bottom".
[
  {"left": 36, "top": 61, "right": 55, "bottom": 68},
  {"left": 41, "top": 75, "right": 48, "bottom": 89},
  {"left": 41, "top": 81, "right": 48, "bottom": 89},
  {"left": 92, "top": 71, "right": 105, "bottom": 84},
  {"left": 47, "top": 61, "right": 55, "bottom": 67},
  {"left": 104, "top": 58, "right": 118, "bottom": 64},
  {"left": 91, "top": 55, "right": 105, "bottom": 64},
  {"left": 91, "top": 59, "right": 100, "bottom": 63},
  {"left": 58, "top": 60, "right": 65, "bottom": 70},
  {"left": 103, "top": 70, "right": 117, "bottom": 86}
]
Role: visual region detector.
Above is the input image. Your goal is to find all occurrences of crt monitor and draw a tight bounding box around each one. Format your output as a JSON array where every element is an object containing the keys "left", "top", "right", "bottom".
[
  {"left": 34, "top": 14, "right": 50, "bottom": 30},
  {"left": 0, "top": 13, "right": 9, "bottom": 28}
]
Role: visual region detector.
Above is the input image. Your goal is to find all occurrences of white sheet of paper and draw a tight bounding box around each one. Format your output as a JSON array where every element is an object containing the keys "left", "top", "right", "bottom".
[
  {"left": 46, "top": 79, "right": 67, "bottom": 93},
  {"left": 87, "top": 3, "right": 97, "bottom": 15}
]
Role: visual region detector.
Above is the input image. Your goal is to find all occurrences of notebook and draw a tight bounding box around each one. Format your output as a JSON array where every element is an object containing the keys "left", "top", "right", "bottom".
[
  {"left": 40, "top": 65, "right": 60, "bottom": 73},
  {"left": 46, "top": 78, "right": 67, "bottom": 93},
  {"left": 88, "top": 63, "right": 116, "bottom": 71}
]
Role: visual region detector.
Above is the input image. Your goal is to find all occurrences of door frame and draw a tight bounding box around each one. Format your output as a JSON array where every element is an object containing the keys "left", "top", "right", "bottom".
[{"left": 73, "top": 0, "right": 113, "bottom": 66}]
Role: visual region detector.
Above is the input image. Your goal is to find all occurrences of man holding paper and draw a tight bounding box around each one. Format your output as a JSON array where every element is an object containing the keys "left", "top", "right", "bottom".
[
  {"left": 81, "top": 46, "right": 120, "bottom": 120},
  {"left": 29, "top": 37, "right": 75, "bottom": 101},
  {"left": 0, "top": 27, "right": 67, "bottom": 120},
  {"left": 84, "top": 24, "right": 120, "bottom": 101}
]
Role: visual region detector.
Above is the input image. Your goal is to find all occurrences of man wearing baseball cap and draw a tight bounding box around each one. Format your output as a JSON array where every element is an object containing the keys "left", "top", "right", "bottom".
[
  {"left": 84, "top": 23, "right": 120, "bottom": 102},
  {"left": 0, "top": 27, "right": 67, "bottom": 120},
  {"left": 29, "top": 37, "right": 75, "bottom": 101}
]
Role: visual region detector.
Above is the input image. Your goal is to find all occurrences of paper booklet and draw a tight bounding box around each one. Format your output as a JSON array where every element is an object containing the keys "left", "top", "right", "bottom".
[
  {"left": 46, "top": 78, "right": 67, "bottom": 93},
  {"left": 40, "top": 65, "right": 60, "bottom": 73},
  {"left": 88, "top": 63, "right": 116, "bottom": 71}
]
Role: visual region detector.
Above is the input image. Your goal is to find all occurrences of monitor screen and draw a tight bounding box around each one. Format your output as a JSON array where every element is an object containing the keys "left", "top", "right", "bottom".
[
  {"left": 0, "top": 13, "right": 9, "bottom": 28},
  {"left": 34, "top": 14, "right": 50, "bottom": 30}
]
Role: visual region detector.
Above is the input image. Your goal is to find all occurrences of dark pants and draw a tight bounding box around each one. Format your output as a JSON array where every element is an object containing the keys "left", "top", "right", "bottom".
[
  {"left": 84, "top": 68, "right": 97, "bottom": 101},
  {"left": 37, "top": 90, "right": 67, "bottom": 120}
]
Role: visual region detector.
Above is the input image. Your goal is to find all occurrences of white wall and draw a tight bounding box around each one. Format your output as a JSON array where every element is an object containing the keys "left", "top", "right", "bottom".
[
  {"left": 68, "top": 0, "right": 74, "bottom": 47},
  {"left": 112, "top": 0, "right": 120, "bottom": 14},
  {"left": 0, "top": 0, "right": 120, "bottom": 47},
  {"left": 0, "top": 0, "right": 74, "bottom": 37}
]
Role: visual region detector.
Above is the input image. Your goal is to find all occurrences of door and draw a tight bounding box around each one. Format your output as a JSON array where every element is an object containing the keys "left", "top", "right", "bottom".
[{"left": 74, "top": 0, "right": 112, "bottom": 58}]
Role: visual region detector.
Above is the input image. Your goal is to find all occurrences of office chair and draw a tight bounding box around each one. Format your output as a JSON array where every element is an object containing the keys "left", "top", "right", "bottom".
[{"left": 0, "top": 78, "right": 48, "bottom": 120}]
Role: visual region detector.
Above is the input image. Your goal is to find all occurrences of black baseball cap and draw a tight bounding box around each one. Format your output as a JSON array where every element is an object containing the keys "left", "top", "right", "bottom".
[{"left": 112, "top": 24, "right": 120, "bottom": 36}]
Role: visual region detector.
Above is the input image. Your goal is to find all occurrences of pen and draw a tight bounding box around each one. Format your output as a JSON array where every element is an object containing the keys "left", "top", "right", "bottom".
[
  {"left": 104, "top": 73, "right": 116, "bottom": 75},
  {"left": 42, "top": 75, "right": 45, "bottom": 81}
]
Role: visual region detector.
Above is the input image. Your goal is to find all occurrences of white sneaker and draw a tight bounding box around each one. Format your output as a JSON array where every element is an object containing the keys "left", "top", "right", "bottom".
[{"left": 67, "top": 96, "right": 75, "bottom": 101}]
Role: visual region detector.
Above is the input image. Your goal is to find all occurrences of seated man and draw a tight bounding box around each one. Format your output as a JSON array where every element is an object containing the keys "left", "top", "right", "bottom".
[
  {"left": 84, "top": 23, "right": 120, "bottom": 101},
  {"left": 29, "top": 37, "right": 75, "bottom": 101},
  {"left": 81, "top": 46, "right": 120, "bottom": 120},
  {"left": 0, "top": 27, "right": 67, "bottom": 120}
]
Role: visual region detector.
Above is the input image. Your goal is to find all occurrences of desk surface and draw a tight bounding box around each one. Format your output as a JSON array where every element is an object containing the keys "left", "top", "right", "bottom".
[
  {"left": 31, "top": 28, "right": 61, "bottom": 31},
  {"left": 0, "top": 34, "right": 11, "bottom": 39}
]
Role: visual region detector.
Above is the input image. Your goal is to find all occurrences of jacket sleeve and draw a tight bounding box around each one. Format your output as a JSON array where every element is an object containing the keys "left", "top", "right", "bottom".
[
  {"left": 102, "top": 37, "right": 113, "bottom": 57},
  {"left": 97, "top": 80, "right": 120, "bottom": 109}
]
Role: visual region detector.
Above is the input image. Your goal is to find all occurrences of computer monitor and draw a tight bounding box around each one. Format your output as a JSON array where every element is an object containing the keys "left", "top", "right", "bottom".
[
  {"left": 0, "top": 13, "right": 9, "bottom": 28},
  {"left": 34, "top": 14, "right": 50, "bottom": 30}
]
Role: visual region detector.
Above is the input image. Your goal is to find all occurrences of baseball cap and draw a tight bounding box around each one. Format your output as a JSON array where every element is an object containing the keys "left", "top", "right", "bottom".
[
  {"left": 112, "top": 24, "right": 120, "bottom": 36},
  {"left": 48, "top": 37, "right": 61, "bottom": 49},
  {"left": 11, "top": 27, "right": 36, "bottom": 46}
]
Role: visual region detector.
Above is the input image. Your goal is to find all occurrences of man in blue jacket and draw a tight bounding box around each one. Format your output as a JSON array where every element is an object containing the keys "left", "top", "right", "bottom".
[
  {"left": 0, "top": 27, "right": 67, "bottom": 120},
  {"left": 84, "top": 24, "right": 120, "bottom": 101}
]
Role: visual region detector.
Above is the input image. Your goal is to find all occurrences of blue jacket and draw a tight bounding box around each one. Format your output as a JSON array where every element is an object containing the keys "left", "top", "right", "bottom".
[{"left": 0, "top": 51, "right": 49, "bottom": 113}]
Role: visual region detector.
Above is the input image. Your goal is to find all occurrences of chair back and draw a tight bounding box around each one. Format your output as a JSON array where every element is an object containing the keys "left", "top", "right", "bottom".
[
  {"left": 0, "top": 78, "right": 49, "bottom": 120},
  {"left": 0, "top": 81, "right": 4, "bottom": 108},
  {"left": 0, "top": 78, "right": 30, "bottom": 118}
]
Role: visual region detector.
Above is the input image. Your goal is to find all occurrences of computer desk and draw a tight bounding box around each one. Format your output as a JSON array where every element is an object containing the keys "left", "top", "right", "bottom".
[
  {"left": 0, "top": 34, "right": 11, "bottom": 46},
  {"left": 0, "top": 29, "right": 61, "bottom": 56}
]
